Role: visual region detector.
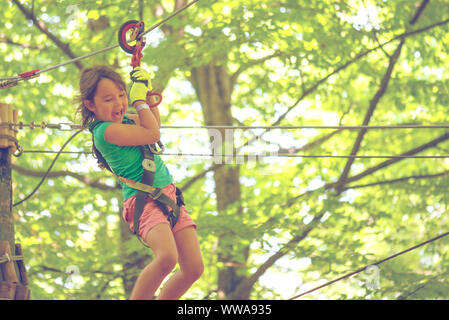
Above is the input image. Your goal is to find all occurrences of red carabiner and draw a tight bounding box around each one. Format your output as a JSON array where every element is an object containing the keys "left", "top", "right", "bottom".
[
  {"left": 119, "top": 20, "right": 163, "bottom": 106},
  {"left": 147, "top": 91, "right": 162, "bottom": 108}
]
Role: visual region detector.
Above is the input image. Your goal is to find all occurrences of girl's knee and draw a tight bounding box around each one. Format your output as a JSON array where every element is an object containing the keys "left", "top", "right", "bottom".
[
  {"left": 155, "top": 251, "right": 178, "bottom": 275},
  {"left": 184, "top": 260, "right": 204, "bottom": 282},
  {"left": 192, "top": 264, "right": 204, "bottom": 281}
]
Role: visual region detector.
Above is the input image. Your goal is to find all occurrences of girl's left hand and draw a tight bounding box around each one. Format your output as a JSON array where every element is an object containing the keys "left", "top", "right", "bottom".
[
  {"left": 130, "top": 67, "right": 153, "bottom": 91},
  {"left": 129, "top": 81, "right": 148, "bottom": 106}
]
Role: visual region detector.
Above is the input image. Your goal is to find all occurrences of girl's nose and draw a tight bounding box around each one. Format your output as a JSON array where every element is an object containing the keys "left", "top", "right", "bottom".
[{"left": 113, "top": 98, "right": 121, "bottom": 107}]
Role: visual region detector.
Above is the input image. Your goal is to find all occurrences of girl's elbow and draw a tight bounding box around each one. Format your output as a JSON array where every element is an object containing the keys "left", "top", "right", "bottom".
[
  {"left": 146, "top": 130, "right": 160, "bottom": 144},
  {"left": 153, "top": 131, "right": 161, "bottom": 143}
]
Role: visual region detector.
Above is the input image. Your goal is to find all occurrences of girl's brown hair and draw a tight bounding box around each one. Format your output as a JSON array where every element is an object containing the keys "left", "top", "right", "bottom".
[{"left": 75, "top": 65, "right": 127, "bottom": 127}]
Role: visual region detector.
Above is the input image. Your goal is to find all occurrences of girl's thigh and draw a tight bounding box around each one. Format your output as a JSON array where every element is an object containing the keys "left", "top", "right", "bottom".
[
  {"left": 173, "top": 227, "right": 203, "bottom": 272},
  {"left": 144, "top": 223, "right": 178, "bottom": 259}
]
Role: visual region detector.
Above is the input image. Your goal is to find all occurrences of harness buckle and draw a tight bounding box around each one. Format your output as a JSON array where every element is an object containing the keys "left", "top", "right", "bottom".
[
  {"left": 148, "top": 188, "right": 164, "bottom": 200},
  {"left": 142, "top": 158, "right": 156, "bottom": 172}
]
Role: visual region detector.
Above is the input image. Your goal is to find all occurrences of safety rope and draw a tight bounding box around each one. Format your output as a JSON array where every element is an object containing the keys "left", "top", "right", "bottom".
[
  {"left": 12, "top": 129, "right": 84, "bottom": 207},
  {"left": 289, "top": 230, "right": 449, "bottom": 299},
  {"left": 0, "top": 0, "right": 200, "bottom": 88},
  {"left": 0, "top": 121, "right": 83, "bottom": 131}
]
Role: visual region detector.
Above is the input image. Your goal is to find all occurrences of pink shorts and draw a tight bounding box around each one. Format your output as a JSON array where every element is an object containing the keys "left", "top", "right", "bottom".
[{"left": 122, "top": 183, "right": 196, "bottom": 241}]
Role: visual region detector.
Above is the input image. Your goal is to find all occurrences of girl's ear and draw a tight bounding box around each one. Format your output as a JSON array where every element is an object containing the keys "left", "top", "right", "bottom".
[{"left": 84, "top": 100, "right": 95, "bottom": 112}]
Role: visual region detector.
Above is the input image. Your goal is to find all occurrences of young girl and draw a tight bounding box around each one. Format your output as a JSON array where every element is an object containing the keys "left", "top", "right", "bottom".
[{"left": 76, "top": 65, "right": 203, "bottom": 300}]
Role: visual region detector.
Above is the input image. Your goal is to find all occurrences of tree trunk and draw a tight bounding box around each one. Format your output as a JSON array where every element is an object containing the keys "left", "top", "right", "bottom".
[
  {"left": 0, "top": 147, "right": 14, "bottom": 259},
  {"left": 190, "top": 60, "right": 250, "bottom": 299}
]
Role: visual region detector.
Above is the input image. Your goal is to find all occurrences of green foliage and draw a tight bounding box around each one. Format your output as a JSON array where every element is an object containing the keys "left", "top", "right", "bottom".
[{"left": 2, "top": 0, "right": 449, "bottom": 300}]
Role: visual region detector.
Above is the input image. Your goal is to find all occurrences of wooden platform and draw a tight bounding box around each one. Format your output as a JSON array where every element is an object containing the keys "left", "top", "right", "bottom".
[{"left": 0, "top": 242, "right": 30, "bottom": 300}]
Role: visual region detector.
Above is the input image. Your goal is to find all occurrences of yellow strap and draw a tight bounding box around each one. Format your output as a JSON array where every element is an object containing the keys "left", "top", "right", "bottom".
[{"left": 109, "top": 169, "right": 158, "bottom": 194}]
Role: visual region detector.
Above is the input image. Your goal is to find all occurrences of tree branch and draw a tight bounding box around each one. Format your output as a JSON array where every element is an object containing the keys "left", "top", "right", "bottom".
[
  {"left": 344, "top": 170, "right": 449, "bottom": 191},
  {"left": 11, "top": 163, "right": 117, "bottom": 191},
  {"left": 280, "top": 130, "right": 342, "bottom": 154},
  {"left": 335, "top": 39, "right": 405, "bottom": 194},
  {"left": 397, "top": 269, "right": 449, "bottom": 300},
  {"left": 31, "top": 264, "right": 118, "bottom": 276},
  {"left": 333, "top": 131, "right": 449, "bottom": 189},
  {"left": 409, "top": 0, "right": 430, "bottom": 25},
  {"left": 12, "top": 0, "right": 83, "bottom": 70},
  {"left": 271, "top": 17, "right": 449, "bottom": 128},
  {"left": 229, "top": 214, "right": 322, "bottom": 299},
  {"left": 281, "top": 131, "right": 449, "bottom": 211},
  {"left": 0, "top": 33, "right": 44, "bottom": 50},
  {"left": 264, "top": 133, "right": 449, "bottom": 295},
  {"left": 334, "top": 0, "right": 431, "bottom": 194},
  {"left": 180, "top": 18, "right": 449, "bottom": 193},
  {"left": 230, "top": 50, "right": 283, "bottom": 88}
]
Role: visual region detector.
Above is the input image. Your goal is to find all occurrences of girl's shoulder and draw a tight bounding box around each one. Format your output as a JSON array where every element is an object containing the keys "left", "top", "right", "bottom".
[{"left": 91, "top": 121, "right": 116, "bottom": 150}]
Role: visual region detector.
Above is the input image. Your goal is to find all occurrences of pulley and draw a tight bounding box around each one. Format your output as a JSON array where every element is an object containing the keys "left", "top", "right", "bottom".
[{"left": 118, "top": 20, "right": 146, "bottom": 67}]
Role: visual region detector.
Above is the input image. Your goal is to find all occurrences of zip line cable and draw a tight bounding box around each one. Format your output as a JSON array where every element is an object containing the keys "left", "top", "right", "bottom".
[
  {"left": 17, "top": 149, "right": 449, "bottom": 159},
  {"left": 5, "top": 122, "right": 449, "bottom": 159},
  {"left": 3, "top": 122, "right": 449, "bottom": 131},
  {"left": 6, "top": 121, "right": 449, "bottom": 161},
  {"left": 288, "top": 230, "right": 449, "bottom": 300},
  {"left": 0, "top": 0, "right": 200, "bottom": 86}
]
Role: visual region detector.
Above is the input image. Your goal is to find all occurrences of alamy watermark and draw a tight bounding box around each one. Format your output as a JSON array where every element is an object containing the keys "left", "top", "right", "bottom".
[
  {"left": 170, "top": 128, "right": 288, "bottom": 175},
  {"left": 363, "top": 265, "right": 380, "bottom": 290},
  {"left": 65, "top": 265, "right": 83, "bottom": 289},
  {"left": 207, "top": 129, "right": 280, "bottom": 164}
]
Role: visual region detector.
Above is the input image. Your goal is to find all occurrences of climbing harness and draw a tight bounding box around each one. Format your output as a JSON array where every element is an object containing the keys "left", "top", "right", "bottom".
[{"left": 89, "top": 118, "right": 184, "bottom": 247}]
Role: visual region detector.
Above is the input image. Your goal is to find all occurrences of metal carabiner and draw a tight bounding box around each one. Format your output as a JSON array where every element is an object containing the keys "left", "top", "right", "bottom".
[
  {"left": 13, "top": 145, "right": 23, "bottom": 157},
  {"left": 149, "top": 141, "right": 165, "bottom": 155}
]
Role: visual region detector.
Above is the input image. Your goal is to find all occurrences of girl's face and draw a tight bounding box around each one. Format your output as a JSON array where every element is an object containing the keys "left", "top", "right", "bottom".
[{"left": 84, "top": 78, "right": 128, "bottom": 123}]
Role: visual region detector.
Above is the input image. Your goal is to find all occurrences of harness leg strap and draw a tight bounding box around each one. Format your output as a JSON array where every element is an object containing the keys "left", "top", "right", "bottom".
[
  {"left": 133, "top": 190, "right": 148, "bottom": 236},
  {"left": 155, "top": 193, "right": 181, "bottom": 228},
  {"left": 133, "top": 188, "right": 182, "bottom": 237}
]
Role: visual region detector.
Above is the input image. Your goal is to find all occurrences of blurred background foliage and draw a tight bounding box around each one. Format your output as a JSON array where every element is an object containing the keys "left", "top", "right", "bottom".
[{"left": 1, "top": 0, "right": 449, "bottom": 299}]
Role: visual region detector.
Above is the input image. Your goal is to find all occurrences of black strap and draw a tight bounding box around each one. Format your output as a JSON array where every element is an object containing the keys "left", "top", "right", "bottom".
[{"left": 133, "top": 145, "right": 156, "bottom": 235}]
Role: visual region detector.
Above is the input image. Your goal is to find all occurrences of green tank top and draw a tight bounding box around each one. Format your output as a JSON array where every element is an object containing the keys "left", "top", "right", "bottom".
[{"left": 88, "top": 114, "right": 173, "bottom": 200}]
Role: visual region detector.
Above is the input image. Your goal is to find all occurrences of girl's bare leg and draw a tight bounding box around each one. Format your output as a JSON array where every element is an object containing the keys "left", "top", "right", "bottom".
[
  {"left": 130, "top": 223, "right": 178, "bottom": 300},
  {"left": 156, "top": 226, "right": 203, "bottom": 300}
]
